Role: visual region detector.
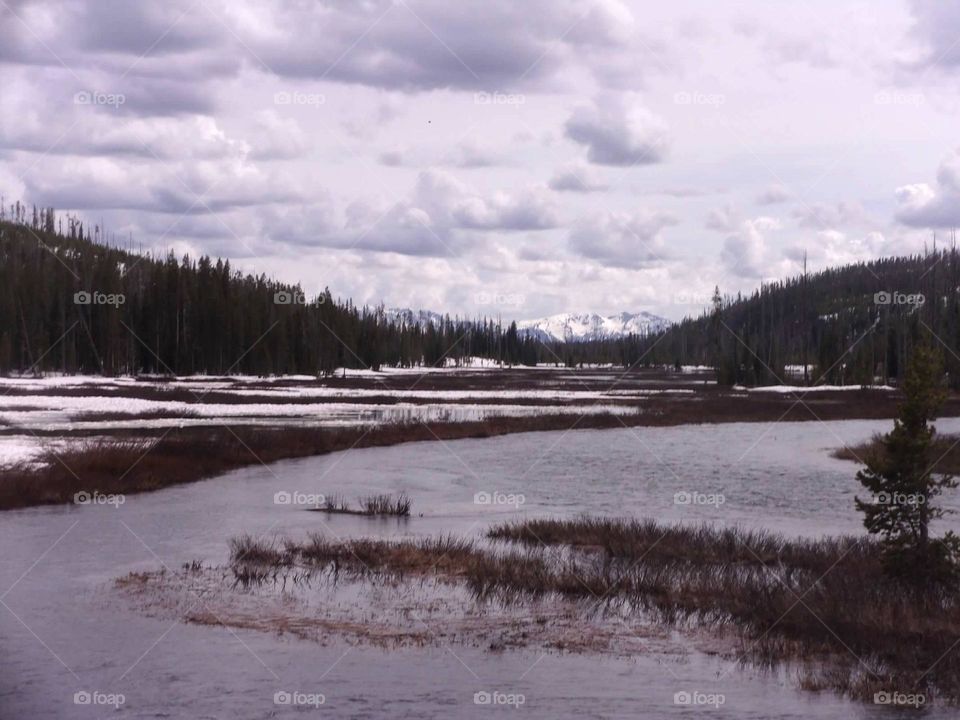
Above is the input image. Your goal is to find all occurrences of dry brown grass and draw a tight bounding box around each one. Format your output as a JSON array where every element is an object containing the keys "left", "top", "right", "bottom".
[
  {"left": 314, "top": 493, "right": 412, "bottom": 516},
  {"left": 229, "top": 520, "right": 960, "bottom": 704},
  {"left": 0, "top": 414, "right": 631, "bottom": 510}
]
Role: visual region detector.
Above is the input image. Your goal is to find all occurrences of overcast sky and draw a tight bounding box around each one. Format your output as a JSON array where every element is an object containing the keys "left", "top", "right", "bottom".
[{"left": 2, "top": 0, "right": 959, "bottom": 321}]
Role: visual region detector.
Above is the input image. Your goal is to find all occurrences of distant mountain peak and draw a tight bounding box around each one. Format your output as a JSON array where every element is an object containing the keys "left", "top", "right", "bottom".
[
  {"left": 516, "top": 311, "right": 671, "bottom": 343},
  {"left": 384, "top": 307, "right": 672, "bottom": 343}
]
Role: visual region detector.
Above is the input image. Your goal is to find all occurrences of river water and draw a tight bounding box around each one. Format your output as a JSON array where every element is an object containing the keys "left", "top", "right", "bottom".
[{"left": 2, "top": 418, "right": 959, "bottom": 718}]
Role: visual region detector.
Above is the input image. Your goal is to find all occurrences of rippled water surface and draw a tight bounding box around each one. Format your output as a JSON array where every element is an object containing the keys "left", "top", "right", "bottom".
[{"left": 3, "top": 418, "right": 960, "bottom": 718}]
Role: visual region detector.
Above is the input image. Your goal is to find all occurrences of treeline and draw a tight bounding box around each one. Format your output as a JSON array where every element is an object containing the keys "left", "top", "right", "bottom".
[
  {"left": 639, "top": 250, "right": 960, "bottom": 387},
  {"left": 4, "top": 206, "right": 957, "bottom": 383},
  {"left": 0, "top": 215, "right": 630, "bottom": 375}
]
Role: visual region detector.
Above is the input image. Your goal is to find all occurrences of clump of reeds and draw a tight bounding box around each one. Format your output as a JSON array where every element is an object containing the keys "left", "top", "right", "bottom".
[
  {"left": 230, "top": 532, "right": 478, "bottom": 578},
  {"left": 359, "top": 493, "right": 411, "bottom": 516},
  {"left": 315, "top": 492, "right": 411, "bottom": 516}
]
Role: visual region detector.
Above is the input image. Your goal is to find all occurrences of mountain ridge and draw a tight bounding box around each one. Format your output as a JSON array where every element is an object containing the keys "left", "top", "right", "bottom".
[
  {"left": 516, "top": 311, "right": 671, "bottom": 342},
  {"left": 385, "top": 307, "right": 672, "bottom": 342}
]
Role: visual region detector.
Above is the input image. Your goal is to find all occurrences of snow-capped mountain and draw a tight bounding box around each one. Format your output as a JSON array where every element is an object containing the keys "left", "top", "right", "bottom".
[
  {"left": 516, "top": 312, "right": 671, "bottom": 343},
  {"left": 385, "top": 307, "right": 672, "bottom": 343}
]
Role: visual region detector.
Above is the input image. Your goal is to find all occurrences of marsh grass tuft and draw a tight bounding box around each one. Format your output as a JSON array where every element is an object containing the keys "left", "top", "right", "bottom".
[
  {"left": 227, "top": 518, "right": 960, "bottom": 703},
  {"left": 314, "top": 492, "right": 411, "bottom": 516},
  {"left": 359, "top": 492, "right": 411, "bottom": 516}
]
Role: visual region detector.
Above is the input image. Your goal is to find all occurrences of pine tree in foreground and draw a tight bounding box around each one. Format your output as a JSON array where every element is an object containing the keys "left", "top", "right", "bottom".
[{"left": 855, "top": 343, "right": 960, "bottom": 586}]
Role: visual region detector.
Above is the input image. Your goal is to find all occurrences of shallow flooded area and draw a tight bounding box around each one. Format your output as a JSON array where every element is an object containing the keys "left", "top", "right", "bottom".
[{"left": 3, "top": 417, "right": 960, "bottom": 717}]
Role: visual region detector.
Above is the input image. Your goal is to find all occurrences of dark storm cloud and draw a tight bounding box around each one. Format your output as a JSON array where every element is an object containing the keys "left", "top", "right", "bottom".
[
  {"left": 250, "top": 0, "right": 632, "bottom": 92},
  {"left": 110, "top": 78, "right": 218, "bottom": 116},
  {"left": 71, "top": 0, "right": 218, "bottom": 56},
  {"left": 907, "top": 0, "right": 960, "bottom": 71}
]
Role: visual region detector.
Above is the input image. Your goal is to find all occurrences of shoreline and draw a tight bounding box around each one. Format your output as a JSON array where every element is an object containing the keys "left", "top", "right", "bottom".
[
  {"left": 4, "top": 395, "right": 957, "bottom": 511},
  {"left": 2, "top": 367, "right": 954, "bottom": 511}
]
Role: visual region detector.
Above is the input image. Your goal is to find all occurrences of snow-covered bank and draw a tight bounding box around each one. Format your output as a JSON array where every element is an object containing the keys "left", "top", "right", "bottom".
[{"left": 737, "top": 384, "right": 895, "bottom": 393}]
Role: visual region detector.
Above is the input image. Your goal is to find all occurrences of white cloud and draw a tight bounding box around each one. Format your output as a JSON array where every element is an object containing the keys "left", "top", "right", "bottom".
[
  {"left": 756, "top": 183, "right": 792, "bottom": 205},
  {"left": 549, "top": 162, "right": 609, "bottom": 192},
  {"left": 564, "top": 94, "right": 668, "bottom": 166},
  {"left": 895, "top": 148, "right": 960, "bottom": 227},
  {"left": 569, "top": 209, "right": 677, "bottom": 268},
  {"left": 721, "top": 217, "right": 781, "bottom": 278},
  {"left": 0, "top": 0, "right": 953, "bottom": 318},
  {"left": 705, "top": 204, "right": 741, "bottom": 233}
]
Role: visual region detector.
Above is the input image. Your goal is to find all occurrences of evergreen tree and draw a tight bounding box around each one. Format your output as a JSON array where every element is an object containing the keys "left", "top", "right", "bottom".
[{"left": 855, "top": 343, "right": 960, "bottom": 586}]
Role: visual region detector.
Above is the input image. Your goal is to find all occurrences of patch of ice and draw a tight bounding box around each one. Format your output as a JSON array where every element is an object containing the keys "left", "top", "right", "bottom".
[{"left": 739, "top": 384, "right": 894, "bottom": 393}]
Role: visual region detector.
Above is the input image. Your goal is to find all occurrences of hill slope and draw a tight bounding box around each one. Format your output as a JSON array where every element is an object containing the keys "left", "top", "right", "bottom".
[
  {"left": 637, "top": 253, "right": 960, "bottom": 386},
  {"left": 3, "top": 212, "right": 958, "bottom": 383}
]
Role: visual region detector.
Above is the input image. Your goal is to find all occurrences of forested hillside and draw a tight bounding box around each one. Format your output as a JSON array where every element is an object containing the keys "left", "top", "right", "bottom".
[
  {"left": 2, "top": 206, "right": 957, "bottom": 383},
  {"left": 0, "top": 215, "right": 558, "bottom": 375},
  {"left": 639, "top": 250, "right": 960, "bottom": 387}
]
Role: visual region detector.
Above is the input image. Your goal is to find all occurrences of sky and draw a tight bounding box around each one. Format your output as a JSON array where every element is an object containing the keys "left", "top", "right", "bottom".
[{"left": 1, "top": 0, "right": 959, "bottom": 321}]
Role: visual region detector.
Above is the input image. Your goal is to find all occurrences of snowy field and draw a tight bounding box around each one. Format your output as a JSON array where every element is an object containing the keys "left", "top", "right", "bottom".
[{"left": 0, "top": 366, "right": 903, "bottom": 469}]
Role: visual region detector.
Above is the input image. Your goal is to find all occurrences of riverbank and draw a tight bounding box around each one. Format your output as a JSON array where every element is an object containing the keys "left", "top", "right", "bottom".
[{"left": 3, "top": 367, "right": 946, "bottom": 510}]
